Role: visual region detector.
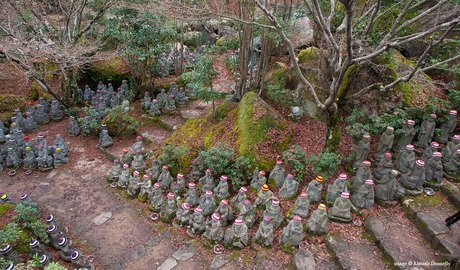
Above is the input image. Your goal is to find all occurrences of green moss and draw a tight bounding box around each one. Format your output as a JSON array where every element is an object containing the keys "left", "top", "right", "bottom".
[
  {"left": 0, "top": 95, "right": 27, "bottom": 114},
  {"left": 297, "top": 47, "right": 319, "bottom": 64},
  {"left": 16, "top": 230, "right": 30, "bottom": 254},
  {"left": 0, "top": 204, "right": 13, "bottom": 216},
  {"left": 337, "top": 64, "right": 359, "bottom": 102},
  {"left": 412, "top": 194, "right": 443, "bottom": 208},
  {"left": 214, "top": 101, "right": 236, "bottom": 121},
  {"left": 88, "top": 55, "right": 130, "bottom": 83}
]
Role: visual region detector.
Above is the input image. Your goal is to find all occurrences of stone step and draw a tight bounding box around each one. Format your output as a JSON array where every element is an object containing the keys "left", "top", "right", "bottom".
[
  {"left": 364, "top": 208, "right": 447, "bottom": 270},
  {"left": 440, "top": 180, "right": 460, "bottom": 208},
  {"left": 402, "top": 192, "right": 460, "bottom": 268},
  {"left": 325, "top": 234, "right": 388, "bottom": 270}
]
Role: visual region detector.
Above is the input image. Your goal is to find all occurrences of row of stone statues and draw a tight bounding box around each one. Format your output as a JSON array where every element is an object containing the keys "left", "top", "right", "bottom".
[
  {"left": 140, "top": 83, "right": 197, "bottom": 116},
  {"left": 0, "top": 194, "right": 94, "bottom": 269}
]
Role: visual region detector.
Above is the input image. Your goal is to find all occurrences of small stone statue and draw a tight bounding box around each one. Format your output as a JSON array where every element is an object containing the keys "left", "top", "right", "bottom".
[
  {"left": 14, "top": 108, "right": 25, "bottom": 129},
  {"left": 214, "top": 175, "right": 230, "bottom": 200},
  {"left": 199, "top": 168, "right": 214, "bottom": 190},
  {"left": 184, "top": 182, "right": 200, "bottom": 207},
  {"left": 374, "top": 152, "right": 393, "bottom": 181},
  {"left": 160, "top": 192, "right": 176, "bottom": 222},
  {"left": 279, "top": 174, "right": 299, "bottom": 200},
  {"left": 326, "top": 173, "right": 348, "bottom": 205},
  {"left": 117, "top": 164, "right": 130, "bottom": 188},
  {"left": 239, "top": 200, "right": 257, "bottom": 228},
  {"left": 352, "top": 161, "right": 372, "bottom": 189},
  {"left": 23, "top": 146, "right": 37, "bottom": 171},
  {"left": 289, "top": 192, "right": 310, "bottom": 219},
  {"left": 29, "top": 239, "right": 48, "bottom": 259},
  {"left": 36, "top": 145, "right": 53, "bottom": 170},
  {"left": 147, "top": 159, "right": 161, "bottom": 180},
  {"left": 442, "top": 135, "right": 460, "bottom": 163},
  {"left": 425, "top": 152, "right": 443, "bottom": 185},
  {"left": 230, "top": 186, "right": 248, "bottom": 211},
  {"left": 444, "top": 149, "right": 460, "bottom": 177},
  {"left": 39, "top": 97, "right": 50, "bottom": 113},
  {"left": 24, "top": 112, "right": 38, "bottom": 133},
  {"left": 53, "top": 148, "right": 68, "bottom": 167},
  {"left": 375, "top": 126, "right": 395, "bottom": 162},
  {"left": 67, "top": 116, "right": 80, "bottom": 136},
  {"left": 216, "top": 199, "right": 233, "bottom": 226},
  {"left": 250, "top": 170, "right": 267, "bottom": 191},
  {"left": 138, "top": 175, "right": 152, "bottom": 202},
  {"left": 396, "top": 120, "right": 416, "bottom": 151},
  {"left": 164, "top": 95, "right": 177, "bottom": 113},
  {"left": 304, "top": 176, "right": 323, "bottom": 203},
  {"left": 178, "top": 202, "right": 191, "bottom": 226},
  {"left": 127, "top": 171, "right": 142, "bottom": 197},
  {"left": 141, "top": 92, "right": 152, "bottom": 112},
  {"left": 47, "top": 225, "right": 64, "bottom": 250},
  {"left": 253, "top": 215, "right": 274, "bottom": 247},
  {"left": 204, "top": 212, "right": 225, "bottom": 242},
  {"left": 351, "top": 179, "right": 374, "bottom": 209},
  {"left": 50, "top": 100, "right": 64, "bottom": 121},
  {"left": 149, "top": 99, "right": 161, "bottom": 117},
  {"left": 70, "top": 250, "right": 95, "bottom": 270},
  {"left": 149, "top": 183, "right": 164, "bottom": 213},
  {"left": 156, "top": 89, "right": 168, "bottom": 109},
  {"left": 188, "top": 159, "right": 201, "bottom": 183},
  {"left": 396, "top": 144, "right": 415, "bottom": 174},
  {"left": 175, "top": 87, "right": 188, "bottom": 107},
  {"left": 83, "top": 85, "right": 93, "bottom": 101},
  {"left": 57, "top": 237, "right": 73, "bottom": 262},
  {"left": 0, "top": 126, "right": 5, "bottom": 144},
  {"left": 171, "top": 173, "right": 186, "bottom": 196},
  {"left": 255, "top": 184, "right": 274, "bottom": 209},
  {"left": 328, "top": 188, "right": 357, "bottom": 223},
  {"left": 353, "top": 133, "right": 371, "bottom": 169},
  {"left": 439, "top": 110, "right": 457, "bottom": 143},
  {"left": 199, "top": 190, "right": 217, "bottom": 217},
  {"left": 417, "top": 114, "right": 437, "bottom": 148},
  {"left": 99, "top": 130, "right": 113, "bottom": 148},
  {"left": 131, "top": 151, "right": 147, "bottom": 172},
  {"left": 46, "top": 215, "right": 65, "bottom": 233},
  {"left": 35, "top": 104, "right": 50, "bottom": 125},
  {"left": 224, "top": 217, "right": 249, "bottom": 249},
  {"left": 158, "top": 165, "right": 173, "bottom": 191},
  {"left": 121, "top": 148, "right": 133, "bottom": 166},
  {"left": 106, "top": 159, "right": 122, "bottom": 183},
  {"left": 375, "top": 170, "right": 405, "bottom": 202},
  {"left": 400, "top": 159, "right": 426, "bottom": 194},
  {"left": 131, "top": 136, "right": 144, "bottom": 154},
  {"left": 422, "top": 141, "right": 440, "bottom": 161},
  {"left": 268, "top": 160, "right": 286, "bottom": 187},
  {"left": 190, "top": 207, "right": 206, "bottom": 234},
  {"left": 279, "top": 216, "right": 305, "bottom": 247},
  {"left": 306, "top": 204, "right": 328, "bottom": 235},
  {"left": 263, "top": 198, "right": 284, "bottom": 229}
]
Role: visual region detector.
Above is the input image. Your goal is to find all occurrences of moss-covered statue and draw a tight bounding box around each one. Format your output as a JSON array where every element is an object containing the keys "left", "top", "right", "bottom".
[
  {"left": 131, "top": 151, "right": 146, "bottom": 172},
  {"left": 158, "top": 165, "right": 173, "bottom": 191},
  {"left": 188, "top": 159, "right": 201, "bottom": 183},
  {"left": 422, "top": 141, "right": 439, "bottom": 161},
  {"left": 444, "top": 149, "right": 460, "bottom": 178},
  {"left": 255, "top": 184, "right": 274, "bottom": 209},
  {"left": 204, "top": 212, "right": 225, "bottom": 242},
  {"left": 230, "top": 186, "right": 248, "bottom": 211},
  {"left": 328, "top": 187, "right": 358, "bottom": 223},
  {"left": 351, "top": 179, "right": 374, "bottom": 209},
  {"left": 121, "top": 148, "right": 133, "bottom": 166},
  {"left": 99, "top": 130, "right": 113, "bottom": 148},
  {"left": 149, "top": 99, "right": 161, "bottom": 117},
  {"left": 400, "top": 159, "right": 425, "bottom": 195},
  {"left": 239, "top": 199, "right": 257, "bottom": 228},
  {"left": 138, "top": 175, "right": 152, "bottom": 202},
  {"left": 57, "top": 237, "right": 73, "bottom": 262},
  {"left": 107, "top": 159, "right": 122, "bottom": 183},
  {"left": 278, "top": 174, "right": 299, "bottom": 200},
  {"left": 289, "top": 192, "right": 310, "bottom": 219},
  {"left": 375, "top": 126, "right": 394, "bottom": 162},
  {"left": 70, "top": 250, "right": 95, "bottom": 270},
  {"left": 417, "top": 114, "right": 437, "bottom": 148},
  {"left": 352, "top": 161, "right": 372, "bottom": 189},
  {"left": 353, "top": 133, "right": 371, "bottom": 169},
  {"left": 53, "top": 148, "right": 68, "bottom": 167},
  {"left": 268, "top": 160, "right": 286, "bottom": 187},
  {"left": 141, "top": 92, "right": 152, "bottom": 112},
  {"left": 304, "top": 176, "right": 323, "bottom": 203},
  {"left": 439, "top": 110, "right": 457, "bottom": 143},
  {"left": 177, "top": 202, "right": 191, "bottom": 227},
  {"left": 199, "top": 190, "right": 217, "bottom": 217},
  {"left": 117, "top": 164, "right": 130, "bottom": 188},
  {"left": 375, "top": 170, "right": 405, "bottom": 202},
  {"left": 216, "top": 199, "right": 233, "bottom": 226},
  {"left": 50, "top": 100, "right": 64, "bottom": 121},
  {"left": 149, "top": 183, "right": 164, "bottom": 213},
  {"left": 443, "top": 135, "right": 460, "bottom": 163},
  {"left": 127, "top": 171, "right": 142, "bottom": 197},
  {"left": 171, "top": 173, "right": 186, "bottom": 196},
  {"left": 147, "top": 159, "right": 161, "bottom": 180},
  {"left": 326, "top": 173, "right": 347, "bottom": 205},
  {"left": 250, "top": 170, "right": 267, "bottom": 191},
  {"left": 425, "top": 152, "right": 443, "bottom": 186},
  {"left": 199, "top": 168, "right": 215, "bottom": 191},
  {"left": 263, "top": 198, "right": 284, "bottom": 229},
  {"left": 396, "top": 144, "right": 415, "bottom": 174},
  {"left": 190, "top": 207, "right": 206, "bottom": 234},
  {"left": 279, "top": 216, "right": 305, "bottom": 247},
  {"left": 160, "top": 192, "right": 177, "bottom": 222},
  {"left": 306, "top": 204, "right": 328, "bottom": 235},
  {"left": 224, "top": 217, "right": 249, "bottom": 249},
  {"left": 396, "top": 120, "right": 416, "bottom": 151},
  {"left": 374, "top": 152, "right": 393, "bottom": 181},
  {"left": 131, "top": 135, "right": 144, "bottom": 155},
  {"left": 184, "top": 182, "right": 200, "bottom": 207},
  {"left": 253, "top": 215, "right": 274, "bottom": 247},
  {"left": 214, "top": 175, "right": 230, "bottom": 200},
  {"left": 23, "top": 146, "right": 37, "bottom": 171}
]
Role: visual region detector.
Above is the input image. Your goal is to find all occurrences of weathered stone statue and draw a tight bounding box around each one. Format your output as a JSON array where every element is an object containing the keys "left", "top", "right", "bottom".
[
  {"left": 255, "top": 184, "right": 274, "bottom": 209},
  {"left": 156, "top": 89, "right": 168, "bottom": 109},
  {"left": 396, "top": 120, "right": 416, "bottom": 151},
  {"left": 53, "top": 148, "right": 68, "bottom": 167},
  {"left": 422, "top": 141, "right": 440, "bottom": 161},
  {"left": 328, "top": 188, "right": 358, "bottom": 223},
  {"left": 425, "top": 152, "right": 443, "bottom": 185},
  {"left": 185, "top": 182, "right": 200, "bottom": 207},
  {"left": 439, "top": 110, "right": 457, "bottom": 143},
  {"left": 57, "top": 237, "right": 73, "bottom": 262},
  {"left": 279, "top": 216, "right": 305, "bottom": 247},
  {"left": 326, "top": 173, "right": 348, "bottom": 205},
  {"left": 164, "top": 95, "right": 177, "bottom": 113},
  {"left": 224, "top": 217, "right": 249, "bottom": 249},
  {"left": 24, "top": 112, "right": 38, "bottom": 133},
  {"left": 99, "top": 130, "right": 113, "bottom": 148},
  {"left": 268, "top": 160, "right": 286, "bottom": 187},
  {"left": 190, "top": 207, "right": 206, "bottom": 234},
  {"left": 36, "top": 104, "right": 50, "bottom": 125},
  {"left": 131, "top": 151, "right": 146, "bottom": 172},
  {"left": 147, "top": 159, "right": 161, "bottom": 180},
  {"left": 46, "top": 215, "right": 65, "bottom": 233},
  {"left": 171, "top": 173, "right": 186, "bottom": 196},
  {"left": 160, "top": 192, "right": 176, "bottom": 222},
  {"left": 442, "top": 135, "right": 460, "bottom": 163},
  {"left": 230, "top": 186, "right": 248, "bottom": 211},
  {"left": 141, "top": 92, "right": 152, "bottom": 112},
  {"left": 289, "top": 192, "right": 310, "bottom": 219},
  {"left": 70, "top": 251, "right": 95, "bottom": 270},
  {"left": 351, "top": 179, "right": 374, "bottom": 209},
  {"left": 396, "top": 144, "right": 415, "bottom": 174},
  {"left": 188, "top": 159, "right": 201, "bottom": 183},
  {"left": 214, "top": 175, "right": 230, "bottom": 200},
  {"left": 175, "top": 87, "right": 188, "bottom": 107},
  {"left": 263, "top": 198, "right": 284, "bottom": 229},
  {"left": 149, "top": 183, "right": 164, "bottom": 212},
  {"left": 36, "top": 145, "right": 53, "bottom": 170},
  {"left": 199, "top": 190, "right": 217, "bottom": 217},
  {"left": 198, "top": 168, "right": 214, "bottom": 190},
  {"left": 204, "top": 212, "right": 225, "bottom": 242},
  {"left": 39, "top": 97, "right": 50, "bottom": 113},
  {"left": 216, "top": 199, "right": 233, "bottom": 226},
  {"left": 352, "top": 161, "right": 371, "bottom": 189},
  {"left": 253, "top": 215, "right": 275, "bottom": 247},
  {"left": 29, "top": 239, "right": 48, "bottom": 259},
  {"left": 54, "top": 134, "right": 69, "bottom": 156},
  {"left": 157, "top": 165, "right": 173, "bottom": 191},
  {"left": 375, "top": 170, "right": 405, "bottom": 202},
  {"left": 131, "top": 136, "right": 144, "bottom": 154},
  {"left": 67, "top": 116, "right": 80, "bottom": 136},
  {"left": 106, "top": 159, "right": 122, "bottom": 183},
  {"left": 83, "top": 85, "right": 93, "bottom": 101},
  {"left": 14, "top": 108, "right": 25, "bottom": 129},
  {"left": 117, "top": 164, "right": 130, "bottom": 188},
  {"left": 417, "top": 114, "right": 437, "bottom": 148},
  {"left": 444, "top": 149, "right": 460, "bottom": 177},
  {"left": 138, "top": 175, "right": 152, "bottom": 202},
  {"left": 0, "top": 126, "right": 5, "bottom": 144},
  {"left": 149, "top": 99, "right": 161, "bottom": 117},
  {"left": 400, "top": 159, "right": 426, "bottom": 194},
  {"left": 127, "top": 171, "right": 142, "bottom": 197},
  {"left": 279, "top": 174, "right": 299, "bottom": 200},
  {"left": 47, "top": 225, "right": 64, "bottom": 250},
  {"left": 303, "top": 176, "right": 323, "bottom": 203},
  {"left": 178, "top": 202, "right": 191, "bottom": 226},
  {"left": 353, "top": 133, "right": 371, "bottom": 169},
  {"left": 23, "top": 147, "right": 37, "bottom": 171},
  {"left": 50, "top": 100, "right": 64, "bottom": 121},
  {"left": 307, "top": 204, "right": 328, "bottom": 235},
  {"left": 374, "top": 152, "right": 393, "bottom": 181},
  {"left": 375, "top": 126, "right": 395, "bottom": 162},
  {"left": 250, "top": 170, "right": 267, "bottom": 191}
]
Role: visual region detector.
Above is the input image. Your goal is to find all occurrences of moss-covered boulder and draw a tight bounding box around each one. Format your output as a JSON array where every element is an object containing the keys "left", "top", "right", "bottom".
[
  {"left": 87, "top": 53, "right": 131, "bottom": 85},
  {"left": 159, "top": 92, "right": 293, "bottom": 170},
  {"left": 0, "top": 95, "right": 27, "bottom": 124}
]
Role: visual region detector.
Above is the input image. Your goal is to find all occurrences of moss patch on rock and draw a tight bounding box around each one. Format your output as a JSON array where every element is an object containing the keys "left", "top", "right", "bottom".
[
  {"left": 88, "top": 54, "right": 130, "bottom": 84},
  {"left": 297, "top": 47, "right": 318, "bottom": 64}
]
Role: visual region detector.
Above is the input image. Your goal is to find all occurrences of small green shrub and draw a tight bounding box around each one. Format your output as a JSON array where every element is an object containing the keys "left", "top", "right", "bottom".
[
  {"left": 102, "top": 106, "right": 140, "bottom": 136},
  {"left": 44, "top": 262, "right": 67, "bottom": 270},
  {"left": 283, "top": 145, "right": 308, "bottom": 181},
  {"left": 197, "top": 144, "right": 235, "bottom": 176},
  {"left": 158, "top": 144, "right": 189, "bottom": 171},
  {"left": 448, "top": 90, "right": 460, "bottom": 110},
  {"left": 226, "top": 156, "right": 253, "bottom": 192},
  {"left": 307, "top": 152, "right": 341, "bottom": 178},
  {"left": 0, "top": 222, "right": 22, "bottom": 246},
  {"left": 79, "top": 107, "right": 102, "bottom": 135}
]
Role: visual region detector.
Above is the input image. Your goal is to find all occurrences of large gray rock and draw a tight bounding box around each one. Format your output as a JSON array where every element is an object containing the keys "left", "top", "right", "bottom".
[
  {"left": 287, "top": 17, "right": 314, "bottom": 49},
  {"left": 93, "top": 211, "right": 112, "bottom": 225},
  {"left": 131, "top": 244, "right": 146, "bottom": 260},
  {"left": 294, "top": 249, "right": 315, "bottom": 270},
  {"left": 172, "top": 243, "right": 197, "bottom": 261},
  {"left": 364, "top": 216, "right": 385, "bottom": 241},
  {"left": 158, "top": 257, "right": 177, "bottom": 270},
  {"left": 209, "top": 254, "right": 231, "bottom": 270},
  {"left": 416, "top": 212, "right": 449, "bottom": 237}
]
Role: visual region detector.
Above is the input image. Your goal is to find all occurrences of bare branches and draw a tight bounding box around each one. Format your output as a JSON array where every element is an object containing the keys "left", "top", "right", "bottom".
[{"left": 363, "top": 0, "right": 380, "bottom": 39}]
